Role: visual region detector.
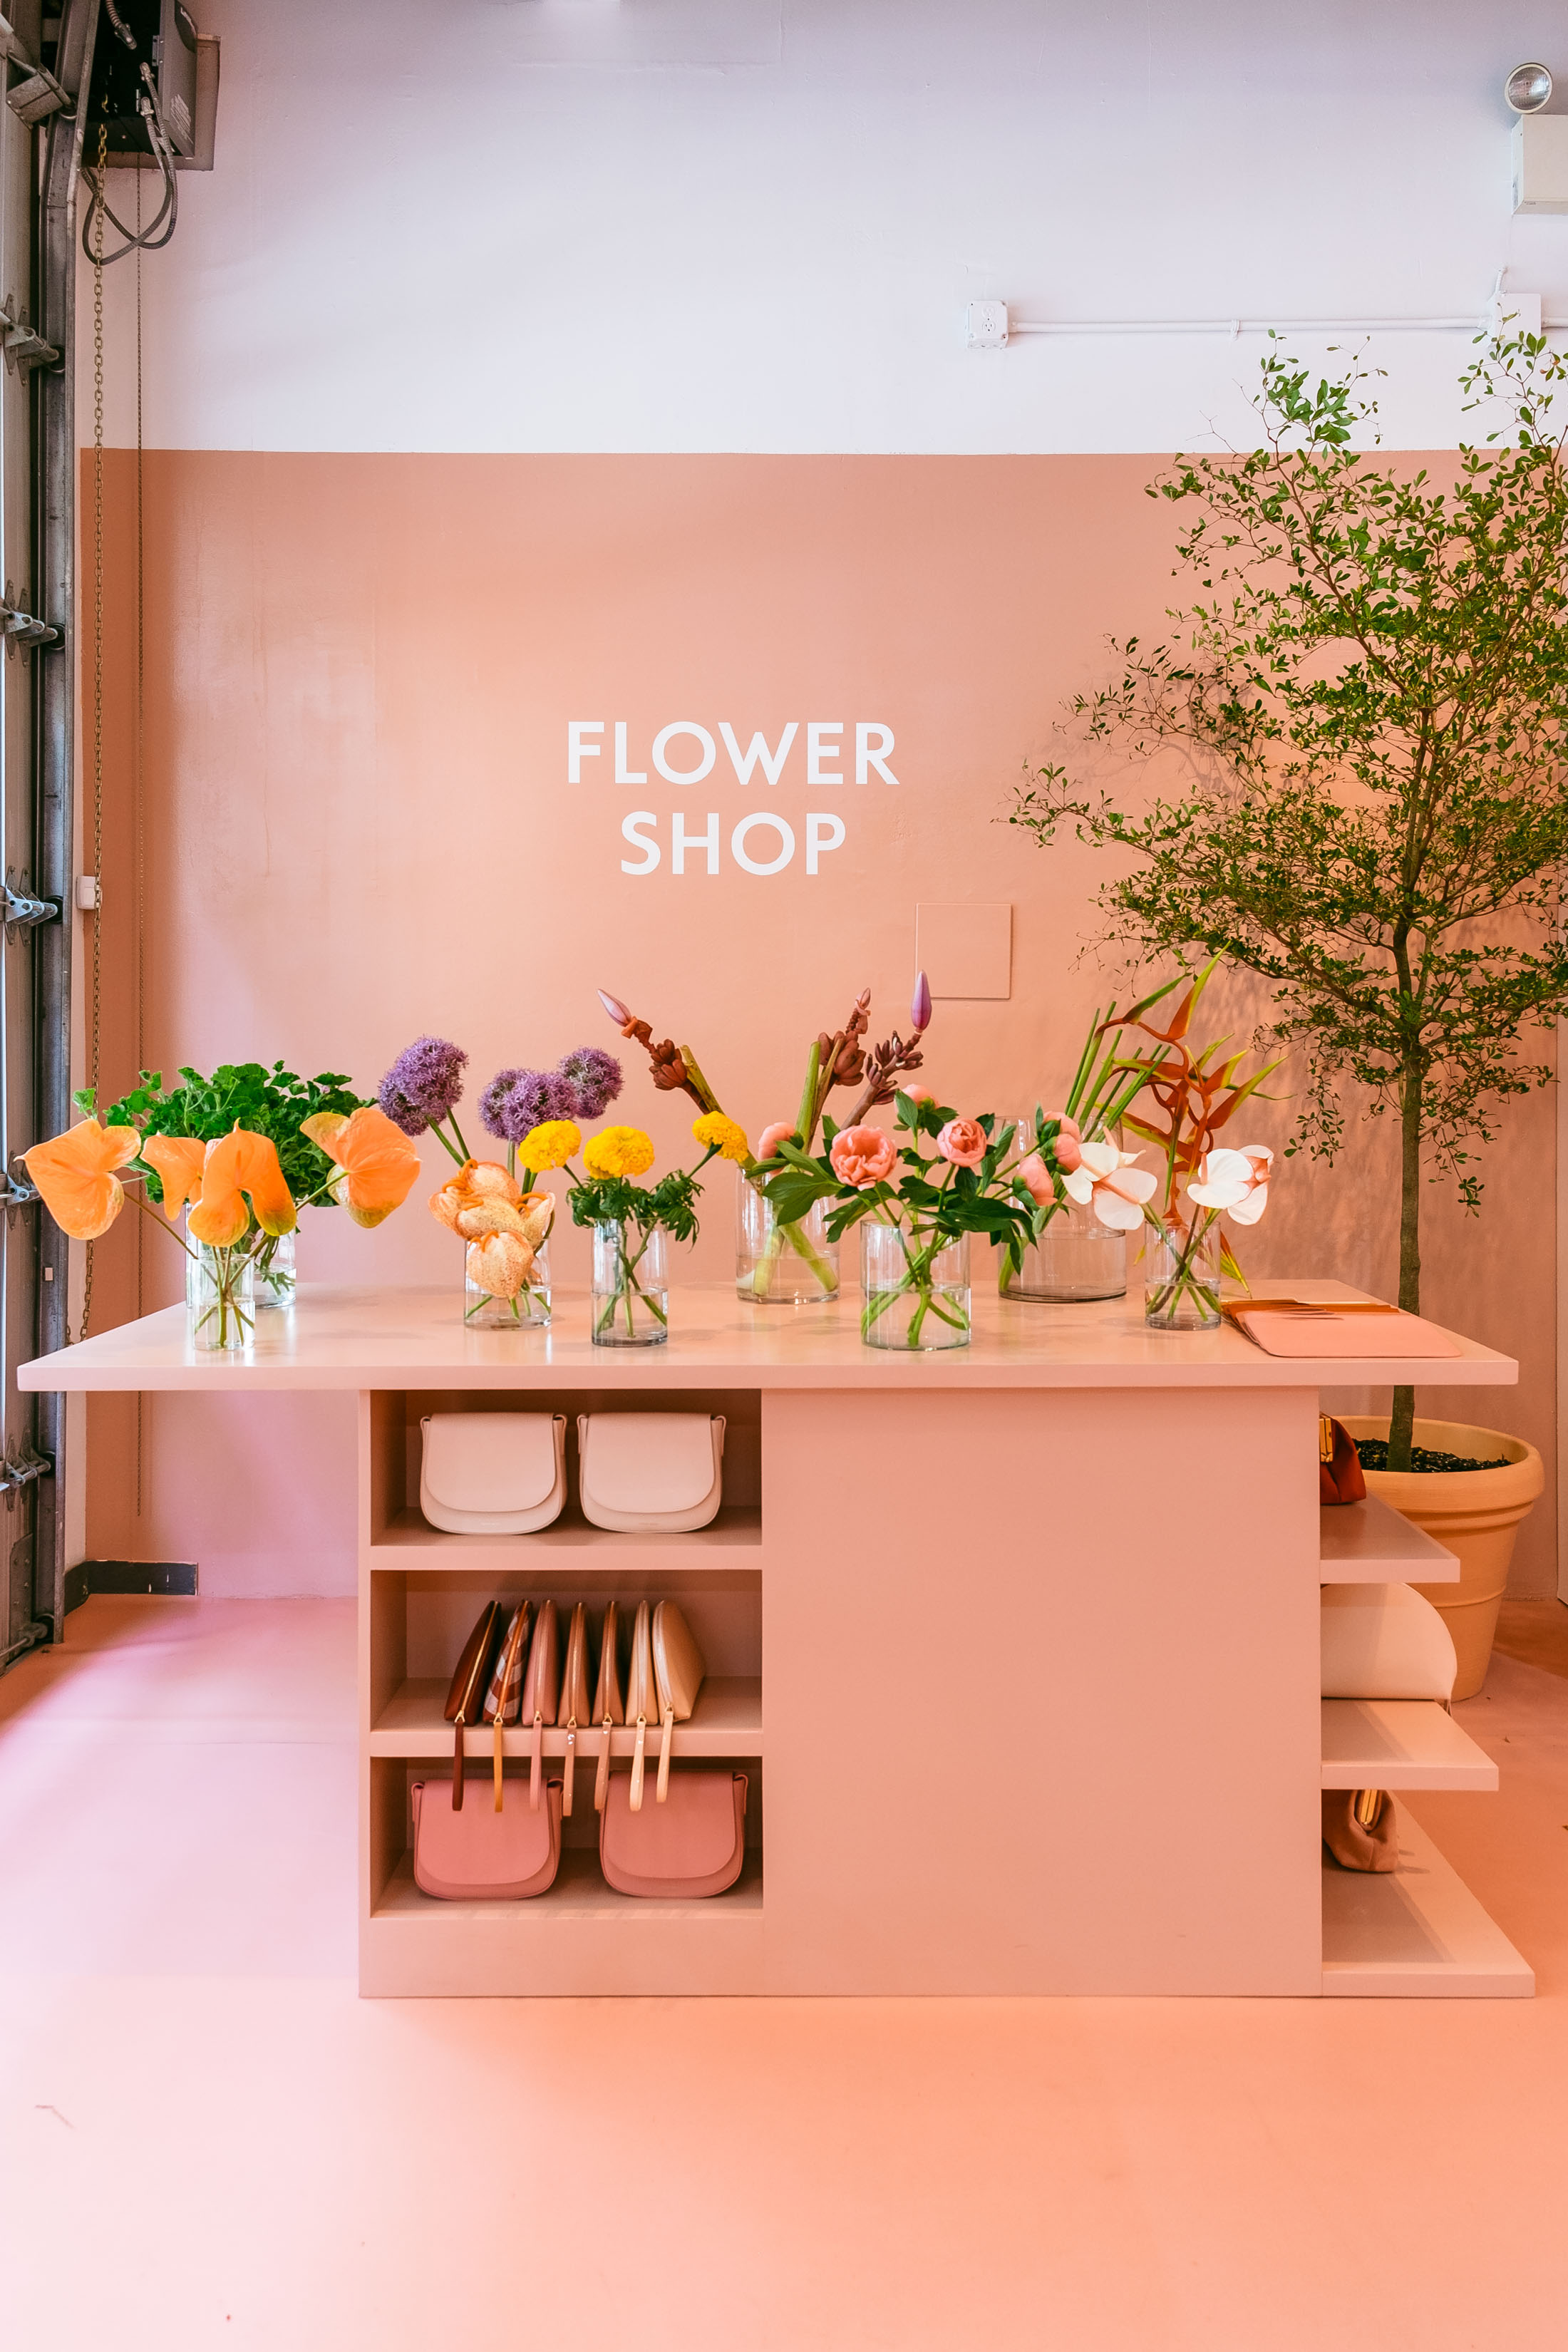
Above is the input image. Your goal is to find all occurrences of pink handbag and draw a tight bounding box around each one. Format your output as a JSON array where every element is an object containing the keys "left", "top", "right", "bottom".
[
  {"left": 411, "top": 1775, "right": 563, "bottom": 1900},
  {"left": 599, "top": 1769, "right": 748, "bottom": 1899}
]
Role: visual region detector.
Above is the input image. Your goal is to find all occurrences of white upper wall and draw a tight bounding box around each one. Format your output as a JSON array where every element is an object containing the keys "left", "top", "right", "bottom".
[{"left": 87, "top": 0, "right": 1568, "bottom": 453}]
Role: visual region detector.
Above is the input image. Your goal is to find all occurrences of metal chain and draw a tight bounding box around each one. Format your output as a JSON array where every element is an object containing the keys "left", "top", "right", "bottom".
[{"left": 79, "top": 123, "right": 108, "bottom": 1344}]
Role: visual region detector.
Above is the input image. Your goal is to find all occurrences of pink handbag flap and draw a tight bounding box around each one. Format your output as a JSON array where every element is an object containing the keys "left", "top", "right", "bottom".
[
  {"left": 599, "top": 1770, "right": 743, "bottom": 1892},
  {"left": 411, "top": 1776, "right": 560, "bottom": 1899},
  {"left": 578, "top": 1414, "right": 719, "bottom": 1516},
  {"left": 421, "top": 1413, "right": 562, "bottom": 1515},
  {"left": 1229, "top": 1308, "right": 1461, "bottom": 1360}
]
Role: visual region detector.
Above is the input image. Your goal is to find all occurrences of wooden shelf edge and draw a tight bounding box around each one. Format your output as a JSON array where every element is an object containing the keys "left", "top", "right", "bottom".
[
  {"left": 1321, "top": 1812, "right": 1532, "bottom": 1997},
  {"left": 1320, "top": 1698, "right": 1499, "bottom": 1791},
  {"left": 1319, "top": 1494, "right": 1458, "bottom": 1584},
  {"left": 367, "top": 1502, "right": 763, "bottom": 1564},
  {"left": 371, "top": 1675, "right": 761, "bottom": 1758}
]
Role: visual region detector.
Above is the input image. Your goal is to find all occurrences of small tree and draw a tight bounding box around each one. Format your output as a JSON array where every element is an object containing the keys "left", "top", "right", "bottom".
[{"left": 1011, "top": 334, "right": 1568, "bottom": 1469}]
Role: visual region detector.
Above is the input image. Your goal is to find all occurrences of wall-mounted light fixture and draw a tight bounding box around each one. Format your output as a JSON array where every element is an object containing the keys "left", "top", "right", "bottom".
[{"left": 1509, "top": 65, "right": 1568, "bottom": 214}]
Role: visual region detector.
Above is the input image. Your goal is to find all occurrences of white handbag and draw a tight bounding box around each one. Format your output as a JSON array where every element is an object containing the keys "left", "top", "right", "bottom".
[
  {"left": 1320, "top": 1581, "right": 1458, "bottom": 1701},
  {"left": 576, "top": 1413, "right": 726, "bottom": 1534},
  {"left": 418, "top": 1413, "right": 567, "bottom": 1535}
]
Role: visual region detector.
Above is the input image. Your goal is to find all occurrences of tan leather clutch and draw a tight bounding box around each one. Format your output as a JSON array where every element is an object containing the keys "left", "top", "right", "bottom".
[
  {"left": 519, "top": 1599, "right": 559, "bottom": 1812},
  {"left": 443, "top": 1601, "right": 502, "bottom": 1812},
  {"left": 652, "top": 1599, "right": 706, "bottom": 1804},
  {"left": 482, "top": 1604, "right": 531, "bottom": 1812},
  {"left": 557, "top": 1603, "right": 592, "bottom": 1817},
  {"left": 593, "top": 1600, "right": 624, "bottom": 1815}
]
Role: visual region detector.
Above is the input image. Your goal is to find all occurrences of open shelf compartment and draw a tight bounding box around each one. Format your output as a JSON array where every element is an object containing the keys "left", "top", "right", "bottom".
[
  {"left": 1319, "top": 1494, "right": 1458, "bottom": 1584},
  {"left": 1322, "top": 1812, "right": 1532, "bottom": 1997},
  {"left": 1321, "top": 1698, "right": 1497, "bottom": 1791}
]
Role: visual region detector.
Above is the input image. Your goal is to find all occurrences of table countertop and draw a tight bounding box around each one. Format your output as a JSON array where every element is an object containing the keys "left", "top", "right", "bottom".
[{"left": 16, "top": 1279, "right": 1517, "bottom": 1394}]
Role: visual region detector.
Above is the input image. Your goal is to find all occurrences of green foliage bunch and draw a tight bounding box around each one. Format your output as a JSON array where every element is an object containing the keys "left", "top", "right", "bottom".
[
  {"left": 1011, "top": 331, "right": 1568, "bottom": 1466},
  {"left": 81, "top": 1063, "right": 368, "bottom": 1208},
  {"left": 567, "top": 1169, "right": 704, "bottom": 1242}
]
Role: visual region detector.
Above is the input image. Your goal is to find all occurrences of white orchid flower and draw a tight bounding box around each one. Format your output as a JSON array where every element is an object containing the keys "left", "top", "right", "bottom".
[
  {"left": 1186, "top": 1144, "right": 1272, "bottom": 1226},
  {"left": 1062, "top": 1138, "right": 1158, "bottom": 1232}
]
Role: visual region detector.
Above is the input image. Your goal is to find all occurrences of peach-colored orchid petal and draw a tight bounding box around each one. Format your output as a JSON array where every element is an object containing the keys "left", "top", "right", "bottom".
[
  {"left": 23, "top": 1118, "right": 139, "bottom": 1242},
  {"left": 1187, "top": 1143, "right": 1272, "bottom": 1226},
  {"left": 466, "top": 1230, "right": 535, "bottom": 1299},
  {"left": 188, "top": 1127, "right": 296, "bottom": 1247},
  {"left": 1063, "top": 1139, "right": 1157, "bottom": 1232},
  {"left": 302, "top": 1105, "right": 421, "bottom": 1229},
  {"left": 517, "top": 1192, "right": 555, "bottom": 1249},
  {"left": 140, "top": 1134, "right": 207, "bottom": 1223},
  {"left": 454, "top": 1197, "right": 527, "bottom": 1241}
]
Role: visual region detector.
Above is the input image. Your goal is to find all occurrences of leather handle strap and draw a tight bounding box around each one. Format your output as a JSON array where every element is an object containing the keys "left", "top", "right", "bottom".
[
  {"left": 453, "top": 1716, "right": 465, "bottom": 1810},
  {"left": 595, "top": 1718, "right": 612, "bottom": 1813},
  {"left": 494, "top": 1714, "right": 505, "bottom": 1812},
  {"left": 631, "top": 1713, "right": 648, "bottom": 1812},
  {"left": 563, "top": 1721, "right": 577, "bottom": 1817},
  {"left": 530, "top": 1713, "right": 544, "bottom": 1812},
  {"left": 656, "top": 1711, "right": 674, "bottom": 1804}
]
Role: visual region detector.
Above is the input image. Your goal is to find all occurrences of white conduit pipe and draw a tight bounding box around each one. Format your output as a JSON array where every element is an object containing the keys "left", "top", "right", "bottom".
[{"left": 1008, "top": 316, "right": 1568, "bottom": 336}]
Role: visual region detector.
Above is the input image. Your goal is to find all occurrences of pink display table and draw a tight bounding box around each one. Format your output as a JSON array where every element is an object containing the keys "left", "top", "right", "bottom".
[{"left": 23, "top": 1279, "right": 1530, "bottom": 2000}]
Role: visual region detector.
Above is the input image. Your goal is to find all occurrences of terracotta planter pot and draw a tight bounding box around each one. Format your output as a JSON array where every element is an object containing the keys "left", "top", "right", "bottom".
[{"left": 1338, "top": 1415, "right": 1544, "bottom": 1701}]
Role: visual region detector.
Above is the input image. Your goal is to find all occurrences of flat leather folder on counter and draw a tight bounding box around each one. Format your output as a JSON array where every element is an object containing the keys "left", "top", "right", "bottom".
[{"left": 1221, "top": 1297, "right": 1462, "bottom": 1359}]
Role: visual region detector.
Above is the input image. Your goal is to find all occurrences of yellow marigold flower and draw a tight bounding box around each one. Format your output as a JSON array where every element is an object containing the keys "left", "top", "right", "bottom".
[
  {"left": 583, "top": 1124, "right": 656, "bottom": 1179},
  {"left": 520, "top": 1120, "right": 580, "bottom": 1172},
  {"left": 693, "top": 1111, "right": 750, "bottom": 1165}
]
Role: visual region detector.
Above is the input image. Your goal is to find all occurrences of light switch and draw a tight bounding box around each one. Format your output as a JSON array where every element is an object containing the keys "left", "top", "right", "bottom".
[{"left": 915, "top": 902, "right": 1012, "bottom": 999}]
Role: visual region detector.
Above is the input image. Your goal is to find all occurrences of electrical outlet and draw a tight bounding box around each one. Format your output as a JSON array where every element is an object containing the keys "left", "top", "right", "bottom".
[{"left": 965, "top": 300, "right": 1009, "bottom": 349}]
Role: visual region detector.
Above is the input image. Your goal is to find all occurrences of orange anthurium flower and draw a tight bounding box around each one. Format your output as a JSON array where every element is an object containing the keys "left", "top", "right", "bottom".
[
  {"left": 301, "top": 1105, "right": 422, "bottom": 1229},
  {"left": 140, "top": 1135, "right": 207, "bottom": 1222},
  {"left": 187, "top": 1126, "right": 297, "bottom": 1248},
  {"left": 23, "top": 1118, "right": 140, "bottom": 1241}
]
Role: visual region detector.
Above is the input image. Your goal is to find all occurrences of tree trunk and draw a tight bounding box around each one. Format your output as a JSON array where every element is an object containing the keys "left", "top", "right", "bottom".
[{"left": 1388, "top": 1061, "right": 1423, "bottom": 1472}]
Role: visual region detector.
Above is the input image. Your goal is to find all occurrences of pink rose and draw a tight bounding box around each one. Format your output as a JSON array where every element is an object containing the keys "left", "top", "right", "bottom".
[
  {"left": 1016, "top": 1151, "right": 1056, "bottom": 1205},
  {"left": 902, "top": 1083, "right": 934, "bottom": 1105},
  {"left": 830, "top": 1123, "right": 897, "bottom": 1190},
  {"left": 937, "top": 1118, "right": 986, "bottom": 1169},
  {"left": 1041, "top": 1115, "right": 1081, "bottom": 1174},
  {"left": 756, "top": 1121, "right": 795, "bottom": 1162}
]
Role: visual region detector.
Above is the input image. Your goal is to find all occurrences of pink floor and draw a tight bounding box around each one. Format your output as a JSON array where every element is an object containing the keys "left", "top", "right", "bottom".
[{"left": 1, "top": 1596, "right": 1566, "bottom": 2350}]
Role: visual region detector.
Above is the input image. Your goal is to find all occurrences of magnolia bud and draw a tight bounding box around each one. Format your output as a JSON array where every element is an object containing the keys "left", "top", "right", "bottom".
[{"left": 911, "top": 969, "right": 932, "bottom": 1033}]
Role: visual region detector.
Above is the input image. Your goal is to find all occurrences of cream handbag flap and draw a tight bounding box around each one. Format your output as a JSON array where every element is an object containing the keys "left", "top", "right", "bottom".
[
  {"left": 576, "top": 1413, "right": 725, "bottom": 1520},
  {"left": 420, "top": 1413, "right": 565, "bottom": 1522}
]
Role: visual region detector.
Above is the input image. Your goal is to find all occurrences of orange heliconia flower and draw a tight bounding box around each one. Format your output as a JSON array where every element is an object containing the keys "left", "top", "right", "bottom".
[
  {"left": 23, "top": 1118, "right": 140, "bottom": 1241},
  {"left": 140, "top": 1135, "right": 207, "bottom": 1222},
  {"left": 187, "top": 1126, "right": 297, "bottom": 1248},
  {"left": 301, "top": 1105, "right": 422, "bottom": 1228}
]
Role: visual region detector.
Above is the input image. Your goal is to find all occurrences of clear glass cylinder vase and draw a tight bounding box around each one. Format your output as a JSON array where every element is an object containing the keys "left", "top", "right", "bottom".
[
  {"left": 735, "top": 1172, "right": 840, "bottom": 1305},
  {"left": 859, "top": 1221, "right": 970, "bottom": 1351},
  {"left": 1004, "top": 1207, "right": 1127, "bottom": 1303},
  {"left": 252, "top": 1229, "right": 296, "bottom": 1311},
  {"left": 464, "top": 1236, "right": 551, "bottom": 1329},
  {"left": 591, "top": 1221, "right": 669, "bottom": 1347},
  {"left": 1143, "top": 1219, "right": 1222, "bottom": 1330},
  {"left": 186, "top": 1239, "right": 256, "bottom": 1353}
]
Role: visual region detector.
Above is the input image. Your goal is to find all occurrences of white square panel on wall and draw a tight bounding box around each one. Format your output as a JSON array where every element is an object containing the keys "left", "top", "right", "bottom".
[{"left": 916, "top": 902, "right": 1013, "bottom": 1000}]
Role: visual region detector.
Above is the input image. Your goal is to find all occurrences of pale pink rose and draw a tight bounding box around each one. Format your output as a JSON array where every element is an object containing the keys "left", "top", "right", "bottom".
[
  {"left": 830, "top": 1123, "right": 897, "bottom": 1189},
  {"left": 937, "top": 1118, "right": 986, "bottom": 1168},
  {"left": 1016, "top": 1151, "right": 1056, "bottom": 1206},
  {"left": 1045, "top": 1115, "right": 1083, "bottom": 1174},
  {"left": 902, "top": 1084, "right": 934, "bottom": 1105},
  {"left": 756, "top": 1121, "right": 795, "bottom": 1162}
]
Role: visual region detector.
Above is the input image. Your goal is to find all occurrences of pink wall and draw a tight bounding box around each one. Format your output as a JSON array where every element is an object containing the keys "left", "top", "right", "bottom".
[{"left": 82, "top": 451, "right": 1557, "bottom": 1593}]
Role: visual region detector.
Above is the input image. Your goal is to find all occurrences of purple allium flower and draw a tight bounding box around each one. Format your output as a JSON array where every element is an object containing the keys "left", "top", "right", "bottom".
[
  {"left": 480, "top": 1066, "right": 579, "bottom": 1145},
  {"left": 378, "top": 1036, "right": 468, "bottom": 1136},
  {"left": 556, "top": 1046, "right": 622, "bottom": 1120}
]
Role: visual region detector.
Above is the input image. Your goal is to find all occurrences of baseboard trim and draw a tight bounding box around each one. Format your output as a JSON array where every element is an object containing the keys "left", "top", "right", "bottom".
[{"left": 63, "top": 1560, "right": 200, "bottom": 1613}]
